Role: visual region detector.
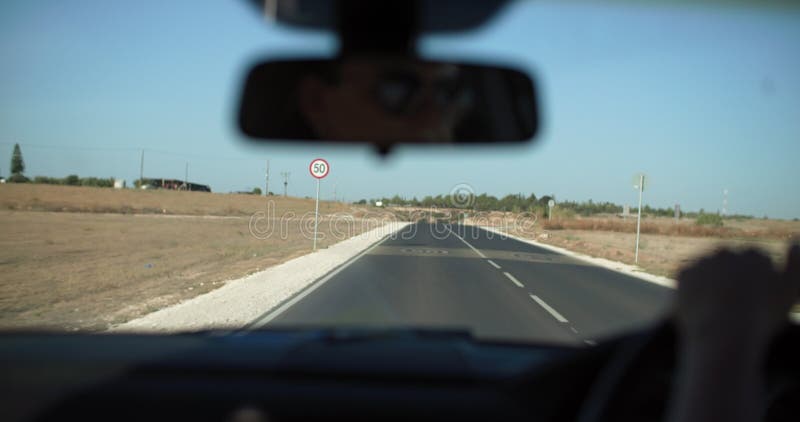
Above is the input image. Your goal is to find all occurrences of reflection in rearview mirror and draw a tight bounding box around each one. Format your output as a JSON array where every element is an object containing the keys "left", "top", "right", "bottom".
[{"left": 238, "top": 56, "right": 539, "bottom": 147}]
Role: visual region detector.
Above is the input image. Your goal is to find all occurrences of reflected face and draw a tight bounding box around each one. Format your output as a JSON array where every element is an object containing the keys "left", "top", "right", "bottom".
[{"left": 299, "top": 57, "right": 471, "bottom": 143}]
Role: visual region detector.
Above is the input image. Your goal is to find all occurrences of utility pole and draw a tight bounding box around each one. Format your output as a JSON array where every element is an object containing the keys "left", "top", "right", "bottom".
[
  {"left": 184, "top": 162, "right": 188, "bottom": 191},
  {"left": 722, "top": 188, "right": 728, "bottom": 216},
  {"left": 139, "top": 149, "right": 144, "bottom": 188},
  {"left": 265, "top": 160, "right": 270, "bottom": 196},
  {"left": 281, "top": 171, "right": 290, "bottom": 197}
]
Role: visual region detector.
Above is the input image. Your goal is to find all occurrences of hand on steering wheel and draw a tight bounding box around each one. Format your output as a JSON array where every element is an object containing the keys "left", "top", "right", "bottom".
[{"left": 668, "top": 245, "right": 800, "bottom": 422}]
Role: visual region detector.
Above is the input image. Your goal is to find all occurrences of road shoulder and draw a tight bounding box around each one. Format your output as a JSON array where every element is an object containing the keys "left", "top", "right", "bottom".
[{"left": 110, "top": 222, "right": 411, "bottom": 333}]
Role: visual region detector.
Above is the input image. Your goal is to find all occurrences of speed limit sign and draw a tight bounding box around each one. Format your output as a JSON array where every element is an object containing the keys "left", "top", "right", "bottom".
[
  {"left": 309, "top": 158, "right": 330, "bottom": 179},
  {"left": 309, "top": 158, "right": 329, "bottom": 251}
]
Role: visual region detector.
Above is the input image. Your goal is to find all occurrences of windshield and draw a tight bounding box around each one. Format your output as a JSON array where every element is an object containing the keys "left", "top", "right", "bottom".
[{"left": 0, "top": 0, "right": 798, "bottom": 346}]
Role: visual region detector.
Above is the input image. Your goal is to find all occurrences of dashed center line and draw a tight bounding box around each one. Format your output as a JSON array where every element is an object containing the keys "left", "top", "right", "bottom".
[
  {"left": 529, "top": 294, "right": 569, "bottom": 323},
  {"left": 447, "top": 226, "right": 487, "bottom": 258},
  {"left": 448, "top": 225, "right": 585, "bottom": 345},
  {"left": 503, "top": 272, "right": 524, "bottom": 288}
]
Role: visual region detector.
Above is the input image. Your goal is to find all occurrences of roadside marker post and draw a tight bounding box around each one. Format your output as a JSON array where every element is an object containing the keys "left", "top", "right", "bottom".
[
  {"left": 547, "top": 199, "right": 555, "bottom": 221},
  {"left": 633, "top": 173, "right": 646, "bottom": 264},
  {"left": 309, "top": 158, "right": 330, "bottom": 250}
]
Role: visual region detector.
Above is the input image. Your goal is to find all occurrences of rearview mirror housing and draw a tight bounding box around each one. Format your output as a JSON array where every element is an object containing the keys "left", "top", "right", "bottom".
[{"left": 237, "top": 56, "right": 540, "bottom": 149}]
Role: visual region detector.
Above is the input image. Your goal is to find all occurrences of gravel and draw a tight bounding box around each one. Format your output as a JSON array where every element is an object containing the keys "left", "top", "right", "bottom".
[{"left": 110, "top": 222, "right": 410, "bottom": 333}]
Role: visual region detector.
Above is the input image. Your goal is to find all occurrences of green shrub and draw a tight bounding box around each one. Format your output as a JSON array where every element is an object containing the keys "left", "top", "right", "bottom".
[
  {"left": 33, "top": 176, "right": 60, "bottom": 185},
  {"left": 7, "top": 174, "right": 29, "bottom": 183},
  {"left": 696, "top": 213, "right": 724, "bottom": 227},
  {"left": 64, "top": 175, "right": 80, "bottom": 186},
  {"left": 80, "top": 177, "right": 114, "bottom": 188}
]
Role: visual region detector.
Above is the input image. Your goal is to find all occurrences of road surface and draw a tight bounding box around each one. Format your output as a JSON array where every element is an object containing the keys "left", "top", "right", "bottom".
[{"left": 255, "top": 222, "right": 673, "bottom": 345}]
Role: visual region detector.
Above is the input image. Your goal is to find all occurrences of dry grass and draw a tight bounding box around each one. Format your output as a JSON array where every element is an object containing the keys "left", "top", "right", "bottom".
[
  {"left": 528, "top": 229, "right": 793, "bottom": 278},
  {"left": 540, "top": 216, "right": 798, "bottom": 240},
  {"left": 460, "top": 209, "right": 798, "bottom": 240},
  {"left": 0, "top": 185, "right": 386, "bottom": 331},
  {"left": 466, "top": 212, "right": 799, "bottom": 278}
]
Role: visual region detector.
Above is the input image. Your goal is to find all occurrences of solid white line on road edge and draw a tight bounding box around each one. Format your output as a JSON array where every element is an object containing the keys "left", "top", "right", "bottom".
[
  {"left": 477, "top": 225, "right": 676, "bottom": 289},
  {"left": 529, "top": 294, "right": 569, "bottom": 323},
  {"left": 584, "top": 340, "right": 597, "bottom": 346},
  {"left": 503, "top": 272, "right": 524, "bottom": 288},
  {"left": 241, "top": 230, "right": 397, "bottom": 331},
  {"left": 447, "top": 226, "right": 487, "bottom": 258},
  {"left": 570, "top": 327, "right": 579, "bottom": 334},
  {"left": 487, "top": 260, "right": 501, "bottom": 269}
]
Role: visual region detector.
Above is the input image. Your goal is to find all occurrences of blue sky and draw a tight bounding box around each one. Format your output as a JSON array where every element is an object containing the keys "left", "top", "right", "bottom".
[{"left": 1, "top": 0, "right": 798, "bottom": 218}]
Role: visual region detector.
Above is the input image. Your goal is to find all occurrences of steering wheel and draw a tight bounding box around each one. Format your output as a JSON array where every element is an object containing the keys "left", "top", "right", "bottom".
[
  {"left": 576, "top": 320, "right": 676, "bottom": 422},
  {"left": 576, "top": 320, "right": 800, "bottom": 422}
]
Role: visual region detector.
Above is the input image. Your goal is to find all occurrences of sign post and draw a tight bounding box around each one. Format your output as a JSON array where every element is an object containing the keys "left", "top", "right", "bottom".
[
  {"left": 633, "top": 173, "right": 646, "bottom": 264},
  {"left": 547, "top": 199, "right": 555, "bottom": 221},
  {"left": 309, "top": 158, "right": 330, "bottom": 250}
]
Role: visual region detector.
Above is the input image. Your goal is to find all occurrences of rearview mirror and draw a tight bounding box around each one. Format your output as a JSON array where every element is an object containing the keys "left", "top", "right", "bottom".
[{"left": 238, "top": 56, "right": 539, "bottom": 148}]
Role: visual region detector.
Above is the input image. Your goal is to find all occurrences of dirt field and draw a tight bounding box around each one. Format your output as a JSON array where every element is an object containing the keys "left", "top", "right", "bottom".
[
  {"left": 0, "top": 185, "right": 390, "bottom": 331},
  {"left": 483, "top": 214, "right": 800, "bottom": 278},
  {"left": 0, "top": 183, "right": 354, "bottom": 216}
]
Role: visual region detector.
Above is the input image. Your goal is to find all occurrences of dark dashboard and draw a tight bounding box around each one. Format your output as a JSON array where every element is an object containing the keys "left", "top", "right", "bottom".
[
  {"left": 1, "top": 325, "right": 797, "bottom": 422},
  {"left": 1, "top": 328, "right": 608, "bottom": 421}
]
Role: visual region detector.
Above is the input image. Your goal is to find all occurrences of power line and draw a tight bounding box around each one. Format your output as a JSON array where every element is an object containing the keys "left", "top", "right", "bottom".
[{"left": 0, "top": 142, "right": 139, "bottom": 152}]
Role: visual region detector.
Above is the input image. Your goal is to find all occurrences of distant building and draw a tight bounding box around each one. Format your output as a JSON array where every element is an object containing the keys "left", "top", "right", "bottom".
[{"left": 113, "top": 179, "right": 126, "bottom": 189}]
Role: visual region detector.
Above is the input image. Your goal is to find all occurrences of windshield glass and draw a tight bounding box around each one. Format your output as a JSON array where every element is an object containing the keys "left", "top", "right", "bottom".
[{"left": 1, "top": 0, "right": 798, "bottom": 345}]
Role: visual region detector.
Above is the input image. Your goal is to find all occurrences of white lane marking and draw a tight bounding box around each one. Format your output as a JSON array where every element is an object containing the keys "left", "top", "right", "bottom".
[
  {"left": 529, "top": 294, "right": 569, "bottom": 323},
  {"left": 503, "top": 272, "right": 524, "bottom": 288},
  {"left": 570, "top": 327, "right": 579, "bottom": 334},
  {"left": 242, "top": 231, "right": 396, "bottom": 331},
  {"left": 447, "top": 226, "right": 487, "bottom": 258},
  {"left": 487, "top": 259, "right": 501, "bottom": 269},
  {"left": 584, "top": 340, "right": 597, "bottom": 346},
  {"left": 478, "top": 225, "right": 676, "bottom": 289}
]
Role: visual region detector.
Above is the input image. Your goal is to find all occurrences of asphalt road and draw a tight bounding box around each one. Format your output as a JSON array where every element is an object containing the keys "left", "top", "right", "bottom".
[{"left": 261, "top": 222, "right": 673, "bottom": 345}]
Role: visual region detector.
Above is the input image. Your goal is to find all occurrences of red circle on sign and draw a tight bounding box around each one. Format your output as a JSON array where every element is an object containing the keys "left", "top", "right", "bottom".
[{"left": 309, "top": 158, "right": 330, "bottom": 179}]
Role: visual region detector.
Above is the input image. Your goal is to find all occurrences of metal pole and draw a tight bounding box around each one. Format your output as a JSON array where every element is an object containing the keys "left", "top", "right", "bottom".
[
  {"left": 184, "top": 162, "right": 188, "bottom": 190},
  {"left": 265, "top": 160, "right": 270, "bottom": 196},
  {"left": 139, "top": 150, "right": 144, "bottom": 187},
  {"left": 634, "top": 174, "right": 644, "bottom": 264},
  {"left": 313, "top": 178, "right": 320, "bottom": 250}
]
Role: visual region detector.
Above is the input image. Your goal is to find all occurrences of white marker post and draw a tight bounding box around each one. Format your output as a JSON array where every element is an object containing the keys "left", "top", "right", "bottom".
[
  {"left": 633, "top": 174, "right": 646, "bottom": 264},
  {"left": 547, "top": 199, "right": 555, "bottom": 221},
  {"left": 309, "top": 158, "right": 330, "bottom": 250}
]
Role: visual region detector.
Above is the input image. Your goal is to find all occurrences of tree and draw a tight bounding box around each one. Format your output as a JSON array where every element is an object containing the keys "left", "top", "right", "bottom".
[
  {"left": 64, "top": 174, "right": 80, "bottom": 186},
  {"left": 11, "top": 143, "right": 24, "bottom": 175},
  {"left": 252, "top": 187, "right": 262, "bottom": 195}
]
